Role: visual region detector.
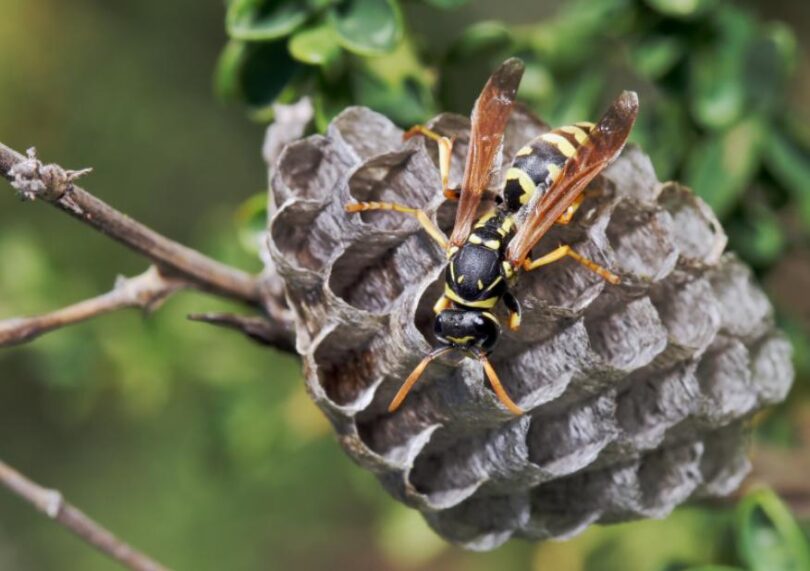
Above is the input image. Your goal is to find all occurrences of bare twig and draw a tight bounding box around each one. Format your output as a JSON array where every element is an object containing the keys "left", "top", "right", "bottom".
[
  {"left": 0, "top": 458, "right": 171, "bottom": 571},
  {"left": 188, "top": 312, "right": 295, "bottom": 352},
  {"left": 0, "top": 266, "right": 184, "bottom": 348},
  {"left": 0, "top": 144, "right": 260, "bottom": 305}
]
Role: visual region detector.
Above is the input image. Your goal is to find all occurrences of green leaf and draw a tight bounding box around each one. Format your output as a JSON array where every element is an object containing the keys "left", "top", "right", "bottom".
[
  {"left": 744, "top": 22, "right": 797, "bottom": 115},
  {"left": 215, "top": 40, "right": 300, "bottom": 114},
  {"left": 763, "top": 129, "right": 810, "bottom": 228},
  {"left": 684, "top": 117, "right": 764, "bottom": 218},
  {"left": 235, "top": 193, "right": 268, "bottom": 255},
  {"left": 446, "top": 20, "right": 513, "bottom": 61},
  {"left": 521, "top": 0, "right": 632, "bottom": 70},
  {"left": 227, "top": 0, "right": 311, "bottom": 41},
  {"left": 518, "top": 62, "right": 555, "bottom": 106},
  {"left": 632, "top": 36, "right": 686, "bottom": 80},
  {"left": 288, "top": 21, "right": 341, "bottom": 66},
  {"left": 736, "top": 488, "right": 810, "bottom": 571},
  {"left": 355, "top": 37, "right": 436, "bottom": 125},
  {"left": 682, "top": 567, "right": 746, "bottom": 571},
  {"left": 689, "top": 7, "right": 757, "bottom": 129},
  {"left": 352, "top": 69, "right": 432, "bottom": 126},
  {"left": 643, "top": 0, "right": 717, "bottom": 18},
  {"left": 630, "top": 95, "right": 691, "bottom": 180},
  {"left": 421, "top": 0, "right": 470, "bottom": 7},
  {"left": 329, "top": 0, "right": 402, "bottom": 56},
  {"left": 727, "top": 204, "right": 786, "bottom": 267},
  {"left": 543, "top": 72, "right": 604, "bottom": 127}
]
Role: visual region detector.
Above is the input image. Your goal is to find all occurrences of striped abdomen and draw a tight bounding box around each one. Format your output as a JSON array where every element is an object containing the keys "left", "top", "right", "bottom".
[{"left": 502, "top": 121, "right": 595, "bottom": 212}]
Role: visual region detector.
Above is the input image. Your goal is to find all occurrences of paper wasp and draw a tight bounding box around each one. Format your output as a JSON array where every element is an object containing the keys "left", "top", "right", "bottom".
[{"left": 346, "top": 58, "right": 638, "bottom": 415}]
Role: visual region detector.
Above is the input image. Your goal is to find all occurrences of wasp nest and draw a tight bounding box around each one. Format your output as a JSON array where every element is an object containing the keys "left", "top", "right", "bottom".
[{"left": 264, "top": 104, "right": 793, "bottom": 550}]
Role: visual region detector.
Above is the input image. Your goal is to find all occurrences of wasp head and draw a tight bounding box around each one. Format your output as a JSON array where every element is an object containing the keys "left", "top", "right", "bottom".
[{"left": 434, "top": 309, "right": 500, "bottom": 353}]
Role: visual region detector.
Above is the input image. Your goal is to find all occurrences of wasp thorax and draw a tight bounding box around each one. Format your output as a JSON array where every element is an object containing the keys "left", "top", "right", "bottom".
[{"left": 434, "top": 309, "right": 500, "bottom": 352}]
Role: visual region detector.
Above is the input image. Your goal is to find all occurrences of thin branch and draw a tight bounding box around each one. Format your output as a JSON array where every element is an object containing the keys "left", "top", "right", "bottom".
[
  {"left": 0, "top": 458, "right": 171, "bottom": 571},
  {"left": 0, "top": 144, "right": 260, "bottom": 305},
  {"left": 0, "top": 266, "right": 184, "bottom": 348},
  {"left": 188, "top": 312, "right": 295, "bottom": 352}
]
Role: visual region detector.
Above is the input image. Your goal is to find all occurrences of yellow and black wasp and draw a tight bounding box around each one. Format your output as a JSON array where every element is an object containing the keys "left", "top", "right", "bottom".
[{"left": 346, "top": 58, "right": 639, "bottom": 415}]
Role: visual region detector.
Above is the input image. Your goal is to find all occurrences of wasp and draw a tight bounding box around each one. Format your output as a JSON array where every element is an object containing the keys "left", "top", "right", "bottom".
[{"left": 346, "top": 58, "right": 638, "bottom": 415}]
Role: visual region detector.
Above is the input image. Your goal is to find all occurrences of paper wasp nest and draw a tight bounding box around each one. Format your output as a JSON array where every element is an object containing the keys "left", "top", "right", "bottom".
[{"left": 264, "top": 104, "right": 793, "bottom": 550}]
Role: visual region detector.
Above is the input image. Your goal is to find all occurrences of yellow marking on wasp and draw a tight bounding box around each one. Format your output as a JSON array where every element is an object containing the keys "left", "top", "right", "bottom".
[
  {"left": 502, "top": 260, "right": 515, "bottom": 279},
  {"left": 481, "top": 311, "right": 499, "bottom": 325},
  {"left": 433, "top": 295, "right": 451, "bottom": 314},
  {"left": 477, "top": 279, "right": 484, "bottom": 290},
  {"left": 468, "top": 234, "right": 484, "bottom": 245},
  {"left": 447, "top": 245, "right": 459, "bottom": 259},
  {"left": 508, "top": 310, "right": 521, "bottom": 331},
  {"left": 447, "top": 335, "right": 475, "bottom": 344},
  {"left": 475, "top": 210, "right": 497, "bottom": 227},
  {"left": 502, "top": 216, "right": 515, "bottom": 232},
  {"left": 576, "top": 121, "right": 595, "bottom": 130},
  {"left": 484, "top": 275, "right": 503, "bottom": 293},
  {"left": 484, "top": 239, "right": 501, "bottom": 250},
  {"left": 541, "top": 132, "right": 577, "bottom": 158},
  {"left": 515, "top": 145, "right": 534, "bottom": 157},
  {"left": 496, "top": 216, "right": 514, "bottom": 237},
  {"left": 560, "top": 125, "right": 589, "bottom": 145},
  {"left": 450, "top": 260, "right": 456, "bottom": 282},
  {"left": 547, "top": 163, "right": 562, "bottom": 182},
  {"left": 457, "top": 275, "right": 465, "bottom": 284},
  {"left": 444, "top": 285, "right": 498, "bottom": 308},
  {"left": 506, "top": 167, "right": 536, "bottom": 204}
]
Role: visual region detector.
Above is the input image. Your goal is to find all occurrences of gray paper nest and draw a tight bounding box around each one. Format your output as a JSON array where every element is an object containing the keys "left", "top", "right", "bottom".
[{"left": 263, "top": 103, "right": 793, "bottom": 550}]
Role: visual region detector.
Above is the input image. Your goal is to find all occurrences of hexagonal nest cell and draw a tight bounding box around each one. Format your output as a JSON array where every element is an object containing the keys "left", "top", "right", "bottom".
[{"left": 264, "top": 104, "right": 793, "bottom": 550}]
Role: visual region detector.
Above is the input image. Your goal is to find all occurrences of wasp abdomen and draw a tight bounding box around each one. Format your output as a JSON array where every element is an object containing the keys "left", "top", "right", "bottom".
[{"left": 503, "top": 122, "right": 595, "bottom": 212}]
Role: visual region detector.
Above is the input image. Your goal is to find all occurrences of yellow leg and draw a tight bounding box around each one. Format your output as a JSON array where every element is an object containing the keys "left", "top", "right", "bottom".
[
  {"left": 433, "top": 294, "right": 452, "bottom": 315},
  {"left": 404, "top": 125, "right": 457, "bottom": 201},
  {"left": 556, "top": 194, "right": 584, "bottom": 225},
  {"left": 345, "top": 201, "right": 448, "bottom": 250},
  {"left": 479, "top": 354, "right": 523, "bottom": 415},
  {"left": 523, "top": 245, "right": 620, "bottom": 285}
]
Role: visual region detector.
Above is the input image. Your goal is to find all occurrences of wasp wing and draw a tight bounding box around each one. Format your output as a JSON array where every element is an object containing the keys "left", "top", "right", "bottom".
[
  {"left": 506, "top": 91, "right": 639, "bottom": 267},
  {"left": 449, "top": 58, "right": 525, "bottom": 248}
]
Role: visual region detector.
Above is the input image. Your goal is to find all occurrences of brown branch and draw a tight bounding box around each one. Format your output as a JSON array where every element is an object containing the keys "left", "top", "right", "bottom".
[
  {"left": 188, "top": 312, "right": 295, "bottom": 352},
  {"left": 0, "top": 458, "right": 171, "bottom": 571},
  {"left": 0, "top": 266, "right": 184, "bottom": 348},
  {"left": 0, "top": 144, "right": 260, "bottom": 305}
]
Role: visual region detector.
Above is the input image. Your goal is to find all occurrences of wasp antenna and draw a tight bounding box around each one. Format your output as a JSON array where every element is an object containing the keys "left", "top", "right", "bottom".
[
  {"left": 388, "top": 347, "right": 452, "bottom": 413},
  {"left": 478, "top": 353, "right": 523, "bottom": 415}
]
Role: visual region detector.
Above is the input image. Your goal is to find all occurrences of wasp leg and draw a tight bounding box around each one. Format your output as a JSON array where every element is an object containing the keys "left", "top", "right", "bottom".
[
  {"left": 404, "top": 125, "right": 458, "bottom": 201},
  {"left": 478, "top": 353, "right": 523, "bottom": 415},
  {"left": 389, "top": 347, "right": 453, "bottom": 413},
  {"left": 523, "top": 245, "right": 620, "bottom": 284},
  {"left": 502, "top": 291, "right": 522, "bottom": 331},
  {"left": 345, "top": 201, "right": 448, "bottom": 250},
  {"left": 433, "top": 294, "right": 452, "bottom": 315},
  {"left": 556, "top": 193, "right": 584, "bottom": 225}
]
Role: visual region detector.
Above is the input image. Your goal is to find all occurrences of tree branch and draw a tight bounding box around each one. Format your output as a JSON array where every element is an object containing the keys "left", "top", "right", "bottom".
[
  {"left": 0, "top": 266, "right": 184, "bottom": 348},
  {"left": 188, "top": 311, "right": 295, "bottom": 352},
  {"left": 0, "top": 458, "right": 170, "bottom": 571},
  {"left": 0, "top": 144, "right": 260, "bottom": 305}
]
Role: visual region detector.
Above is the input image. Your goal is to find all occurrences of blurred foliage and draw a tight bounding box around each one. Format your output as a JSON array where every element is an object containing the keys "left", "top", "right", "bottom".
[
  {"left": 0, "top": 0, "right": 809, "bottom": 570},
  {"left": 220, "top": 0, "right": 808, "bottom": 271}
]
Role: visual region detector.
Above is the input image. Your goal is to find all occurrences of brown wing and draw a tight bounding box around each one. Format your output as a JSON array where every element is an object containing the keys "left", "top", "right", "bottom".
[
  {"left": 506, "top": 91, "right": 639, "bottom": 266},
  {"left": 449, "top": 58, "right": 525, "bottom": 248}
]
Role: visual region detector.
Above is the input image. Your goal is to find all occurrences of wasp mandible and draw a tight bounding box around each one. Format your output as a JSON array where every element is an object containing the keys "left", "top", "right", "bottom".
[{"left": 346, "top": 58, "right": 639, "bottom": 415}]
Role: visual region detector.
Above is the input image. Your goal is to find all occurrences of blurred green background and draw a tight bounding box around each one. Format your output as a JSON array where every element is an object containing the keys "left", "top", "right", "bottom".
[{"left": 1, "top": 0, "right": 809, "bottom": 570}]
